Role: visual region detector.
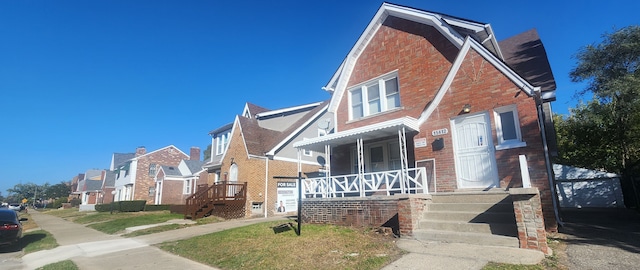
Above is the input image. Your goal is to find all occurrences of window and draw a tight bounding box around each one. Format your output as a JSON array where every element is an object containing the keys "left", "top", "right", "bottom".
[
  {"left": 148, "top": 164, "right": 156, "bottom": 177},
  {"left": 216, "top": 132, "right": 230, "bottom": 155},
  {"left": 303, "top": 149, "right": 312, "bottom": 156},
  {"left": 184, "top": 179, "right": 192, "bottom": 194},
  {"left": 494, "top": 105, "right": 526, "bottom": 150},
  {"left": 349, "top": 72, "right": 400, "bottom": 120}
]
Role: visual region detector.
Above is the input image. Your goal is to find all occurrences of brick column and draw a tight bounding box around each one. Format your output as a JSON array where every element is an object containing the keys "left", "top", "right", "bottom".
[
  {"left": 509, "top": 188, "right": 551, "bottom": 255},
  {"left": 397, "top": 195, "right": 430, "bottom": 236}
]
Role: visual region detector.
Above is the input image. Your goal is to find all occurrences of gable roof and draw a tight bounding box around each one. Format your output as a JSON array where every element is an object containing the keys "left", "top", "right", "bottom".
[
  {"left": 326, "top": 2, "right": 503, "bottom": 113},
  {"left": 85, "top": 179, "right": 104, "bottom": 192},
  {"left": 242, "top": 102, "right": 270, "bottom": 119},
  {"left": 499, "top": 29, "right": 557, "bottom": 100},
  {"left": 184, "top": 160, "right": 205, "bottom": 174},
  {"left": 111, "top": 152, "right": 135, "bottom": 170},
  {"left": 160, "top": 165, "right": 181, "bottom": 176},
  {"left": 236, "top": 101, "right": 328, "bottom": 157},
  {"left": 131, "top": 145, "right": 188, "bottom": 160},
  {"left": 417, "top": 36, "right": 538, "bottom": 125},
  {"left": 103, "top": 171, "right": 116, "bottom": 188}
]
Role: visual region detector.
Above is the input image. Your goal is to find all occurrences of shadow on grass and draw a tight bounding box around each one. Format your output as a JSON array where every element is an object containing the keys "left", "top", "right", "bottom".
[{"left": 0, "top": 232, "right": 47, "bottom": 253}]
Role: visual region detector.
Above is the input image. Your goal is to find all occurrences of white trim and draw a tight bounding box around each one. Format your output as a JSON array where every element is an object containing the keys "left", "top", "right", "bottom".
[
  {"left": 327, "top": 3, "right": 470, "bottom": 114},
  {"left": 293, "top": 117, "right": 419, "bottom": 149},
  {"left": 131, "top": 145, "right": 188, "bottom": 161},
  {"left": 493, "top": 104, "right": 527, "bottom": 150},
  {"left": 265, "top": 104, "right": 329, "bottom": 156},
  {"left": 348, "top": 70, "right": 400, "bottom": 120},
  {"left": 272, "top": 155, "right": 323, "bottom": 166},
  {"left": 255, "top": 102, "right": 323, "bottom": 119},
  {"left": 541, "top": 90, "right": 556, "bottom": 101},
  {"left": 418, "top": 37, "right": 536, "bottom": 125},
  {"left": 450, "top": 112, "right": 499, "bottom": 189}
]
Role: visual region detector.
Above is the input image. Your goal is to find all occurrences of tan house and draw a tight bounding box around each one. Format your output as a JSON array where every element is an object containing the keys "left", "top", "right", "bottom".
[{"left": 201, "top": 101, "right": 332, "bottom": 218}]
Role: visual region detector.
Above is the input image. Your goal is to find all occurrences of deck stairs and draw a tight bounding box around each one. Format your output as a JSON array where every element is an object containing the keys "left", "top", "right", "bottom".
[{"left": 413, "top": 191, "right": 520, "bottom": 248}]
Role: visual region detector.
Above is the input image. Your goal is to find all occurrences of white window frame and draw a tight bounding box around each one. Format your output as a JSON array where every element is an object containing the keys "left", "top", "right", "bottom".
[
  {"left": 348, "top": 71, "right": 400, "bottom": 120},
  {"left": 493, "top": 105, "right": 527, "bottom": 150},
  {"left": 216, "top": 132, "right": 229, "bottom": 155},
  {"left": 183, "top": 179, "right": 192, "bottom": 194}
]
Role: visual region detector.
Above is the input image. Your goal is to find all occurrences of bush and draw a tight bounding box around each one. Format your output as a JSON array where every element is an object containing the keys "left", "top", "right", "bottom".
[
  {"left": 52, "top": 197, "right": 68, "bottom": 209},
  {"left": 95, "top": 204, "right": 113, "bottom": 212},
  {"left": 119, "top": 200, "right": 147, "bottom": 212},
  {"left": 144, "top": 204, "right": 171, "bottom": 211},
  {"left": 70, "top": 198, "right": 81, "bottom": 207}
]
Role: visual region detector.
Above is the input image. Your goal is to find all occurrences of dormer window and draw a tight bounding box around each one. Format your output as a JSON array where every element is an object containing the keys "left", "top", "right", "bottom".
[
  {"left": 349, "top": 71, "right": 400, "bottom": 120},
  {"left": 216, "top": 132, "right": 230, "bottom": 155}
]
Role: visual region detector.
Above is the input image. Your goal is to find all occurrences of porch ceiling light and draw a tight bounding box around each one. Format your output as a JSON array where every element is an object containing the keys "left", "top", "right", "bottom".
[{"left": 463, "top": 104, "right": 471, "bottom": 113}]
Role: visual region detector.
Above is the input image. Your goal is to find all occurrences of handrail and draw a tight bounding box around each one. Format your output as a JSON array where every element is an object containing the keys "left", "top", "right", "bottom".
[
  {"left": 302, "top": 167, "right": 428, "bottom": 198},
  {"left": 185, "top": 181, "right": 247, "bottom": 219}
]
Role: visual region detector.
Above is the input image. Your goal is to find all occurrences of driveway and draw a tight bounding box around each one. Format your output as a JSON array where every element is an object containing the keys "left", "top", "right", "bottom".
[{"left": 560, "top": 208, "right": 640, "bottom": 269}]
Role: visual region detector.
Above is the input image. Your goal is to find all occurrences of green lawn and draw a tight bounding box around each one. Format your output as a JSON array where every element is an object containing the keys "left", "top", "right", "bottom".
[{"left": 159, "top": 221, "right": 402, "bottom": 270}]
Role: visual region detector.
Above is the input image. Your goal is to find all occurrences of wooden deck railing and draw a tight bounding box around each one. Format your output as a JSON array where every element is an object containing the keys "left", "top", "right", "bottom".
[{"left": 185, "top": 181, "right": 247, "bottom": 219}]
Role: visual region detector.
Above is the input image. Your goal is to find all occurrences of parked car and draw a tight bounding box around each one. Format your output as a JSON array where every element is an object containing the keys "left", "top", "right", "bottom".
[
  {"left": 0, "top": 209, "right": 27, "bottom": 246},
  {"left": 7, "top": 203, "right": 21, "bottom": 212}
]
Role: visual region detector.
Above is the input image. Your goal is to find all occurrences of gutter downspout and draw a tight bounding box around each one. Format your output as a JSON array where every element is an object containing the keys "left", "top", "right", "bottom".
[
  {"left": 264, "top": 157, "right": 269, "bottom": 218},
  {"left": 535, "top": 88, "right": 564, "bottom": 227}
]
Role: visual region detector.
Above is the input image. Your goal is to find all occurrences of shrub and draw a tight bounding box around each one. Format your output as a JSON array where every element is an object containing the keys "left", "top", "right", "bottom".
[
  {"left": 52, "top": 197, "right": 68, "bottom": 209},
  {"left": 70, "top": 198, "right": 81, "bottom": 207},
  {"left": 95, "top": 204, "right": 113, "bottom": 212},
  {"left": 119, "top": 200, "right": 147, "bottom": 212}
]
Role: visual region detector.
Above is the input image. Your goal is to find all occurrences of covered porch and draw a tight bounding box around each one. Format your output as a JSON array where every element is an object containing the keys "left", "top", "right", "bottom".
[{"left": 293, "top": 117, "right": 433, "bottom": 198}]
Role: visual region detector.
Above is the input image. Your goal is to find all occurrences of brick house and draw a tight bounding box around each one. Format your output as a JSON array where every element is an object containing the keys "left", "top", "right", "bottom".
[
  {"left": 113, "top": 145, "right": 189, "bottom": 204},
  {"left": 203, "top": 101, "right": 332, "bottom": 217},
  {"left": 77, "top": 169, "right": 105, "bottom": 205},
  {"left": 293, "top": 3, "right": 559, "bottom": 252},
  {"left": 153, "top": 147, "right": 207, "bottom": 205}
]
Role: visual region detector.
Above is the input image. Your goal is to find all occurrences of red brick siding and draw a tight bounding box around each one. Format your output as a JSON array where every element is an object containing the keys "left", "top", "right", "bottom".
[
  {"left": 337, "top": 17, "right": 458, "bottom": 131},
  {"left": 302, "top": 198, "right": 398, "bottom": 232},
  {"left": 133, "top": 146, "right": 188, "bottom": 204},
  {"left": 332, "top": 16, "right": 556, "bottom": 230},
  {"left": 161, "top": 180, "right": 184, "bottom": 205}
]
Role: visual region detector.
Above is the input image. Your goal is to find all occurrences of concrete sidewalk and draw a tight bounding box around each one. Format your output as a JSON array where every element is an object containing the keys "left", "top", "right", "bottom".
[
  {"left": 20, "top": 211, "right": 288, "bottom": 270},
  {"left": 16, "top": 210, "right": 546, "bottom": 270}
]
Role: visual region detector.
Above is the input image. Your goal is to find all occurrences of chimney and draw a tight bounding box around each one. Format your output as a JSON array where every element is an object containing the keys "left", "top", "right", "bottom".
[
  {"left": 135, "top": 146, "right": 146, "bottom": 157},
  {"left": 190, "top": 147, "right": 201, "bottom": 161}
]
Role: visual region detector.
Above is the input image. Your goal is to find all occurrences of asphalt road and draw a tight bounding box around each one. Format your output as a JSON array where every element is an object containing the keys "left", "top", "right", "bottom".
[{"left": 559, "top": 208, "right": 640, "bottom": 270}]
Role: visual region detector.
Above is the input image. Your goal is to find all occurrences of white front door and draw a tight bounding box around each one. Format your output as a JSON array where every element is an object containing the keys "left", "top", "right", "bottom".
[{"left": 452, "top": 112, "right": 499, "bottom": 188}]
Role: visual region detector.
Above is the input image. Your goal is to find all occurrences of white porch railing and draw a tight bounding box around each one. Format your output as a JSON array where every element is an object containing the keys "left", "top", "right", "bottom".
[{"left": 303, "top": 167, "right": 428, "bottom": 198}]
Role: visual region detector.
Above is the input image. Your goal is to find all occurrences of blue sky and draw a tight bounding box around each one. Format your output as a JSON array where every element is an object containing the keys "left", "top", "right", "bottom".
[{"left": 1, "top": 0, "right": 638, "bottom": 197}]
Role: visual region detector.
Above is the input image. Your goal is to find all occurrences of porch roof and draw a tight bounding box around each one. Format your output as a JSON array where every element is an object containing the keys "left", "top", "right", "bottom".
[{"left": 293, "top": 117, "right": 420, "bottom": 152}]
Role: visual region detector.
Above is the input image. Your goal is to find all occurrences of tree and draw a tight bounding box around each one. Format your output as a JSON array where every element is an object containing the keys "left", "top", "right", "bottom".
[
  {"left": 204, "top": 144, "right": 212, "bottom": 161},
  {"left": 46, "top": 182, "right": 71, "bottom": 199},
  {"left": 564, "top": 25, "right": 640, "bottom": 207}
]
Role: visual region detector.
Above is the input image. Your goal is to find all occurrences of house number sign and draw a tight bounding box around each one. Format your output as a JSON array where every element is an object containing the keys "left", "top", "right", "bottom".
[{"left": 431, "top": 128, "right": 448, "bottom": 136}]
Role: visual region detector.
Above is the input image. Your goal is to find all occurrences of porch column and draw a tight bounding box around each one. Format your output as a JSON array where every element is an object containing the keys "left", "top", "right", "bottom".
[
  {"left": 325, "top": 144, "right": 332, "bottom": 198},
  {"left": 398, "top": 127, "right": 409, "bottom": 193},
  {"left": 357, "top": 137, "right": 365, "bottom": 197}
]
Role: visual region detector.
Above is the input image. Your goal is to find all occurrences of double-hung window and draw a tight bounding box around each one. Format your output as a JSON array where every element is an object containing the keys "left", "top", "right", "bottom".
[
  {"left": 216, "top": 132, "right": 230, "bottom": 155},
  {"left": 349, "top": 72, "right": 400, "bottom": 120},
  {"left": 494, "top": 105, "right": 526, "bottom": 150},
  {"left": 184, "top": 179, "right": 192, "bottom": 194}
]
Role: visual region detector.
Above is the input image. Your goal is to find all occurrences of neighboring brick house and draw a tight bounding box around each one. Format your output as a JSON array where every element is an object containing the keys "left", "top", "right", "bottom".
[
  {"left": 113, "top": 145, "right": 189, "bottom": 204},
  {"left": 99, "top": 170, "right": 117, "bottom": 204},
  {"left": 77, "top": 169, "right": 105, "bottom": 205},
  {"left": 153, "top": 147, "right": 207, "bottom": 205},
  {"left": 294, "top": 3, "right": 559, "bottom": 231},
  {"left": 68, "top": 173, "right": 84, "bottom": 202},
  {"left": 204, "top": 101, "right": 333, "bottom": 217}
]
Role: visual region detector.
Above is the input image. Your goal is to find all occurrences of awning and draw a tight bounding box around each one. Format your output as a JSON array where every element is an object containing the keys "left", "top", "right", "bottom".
[{"left": 293, "top": 117, "right": 420, "bottom": 152}]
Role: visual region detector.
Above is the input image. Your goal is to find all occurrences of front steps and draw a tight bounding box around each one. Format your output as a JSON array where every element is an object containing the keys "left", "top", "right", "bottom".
[{"left": 414, "top": 191, "right": 520, "bottom": 248}]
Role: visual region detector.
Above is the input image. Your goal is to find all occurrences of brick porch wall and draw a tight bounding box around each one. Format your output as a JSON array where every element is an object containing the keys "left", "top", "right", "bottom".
[
  {"left": 510, "top": 188, "right": 551, "bottom": 255},
  {"left": 302, "top": 196, "right": 401, "bottom": 234}
]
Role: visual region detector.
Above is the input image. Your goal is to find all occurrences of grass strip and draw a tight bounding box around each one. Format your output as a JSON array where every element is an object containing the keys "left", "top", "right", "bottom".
[
  {"left": 23, "top": 230, "right": 58, "bottom": 254},
  {"left": 87, "top": 212, "right": 184, "bottom": 234},
  {"left": 36, "top": 260, "right": 79, "bottom": 270},
  {"left": 159, "top": 221, "right": 401, "bottom": 270}
]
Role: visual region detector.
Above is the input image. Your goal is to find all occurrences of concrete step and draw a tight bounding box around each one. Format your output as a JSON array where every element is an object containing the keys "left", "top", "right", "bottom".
[
  {"left": 431, "top": 193, "right": 511, "bottom": 204},
  {"left": 427, "top": 202, "right": 514, "bottom": 213},
  {"left": 420, "top": 219, "right": 517, "bottom": 236},
  {"left": 412, "top": 229, "right": 521, "bottom": 248},
  {"left": 424, "top": 211, "right": 516, "bottom": 223}
]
